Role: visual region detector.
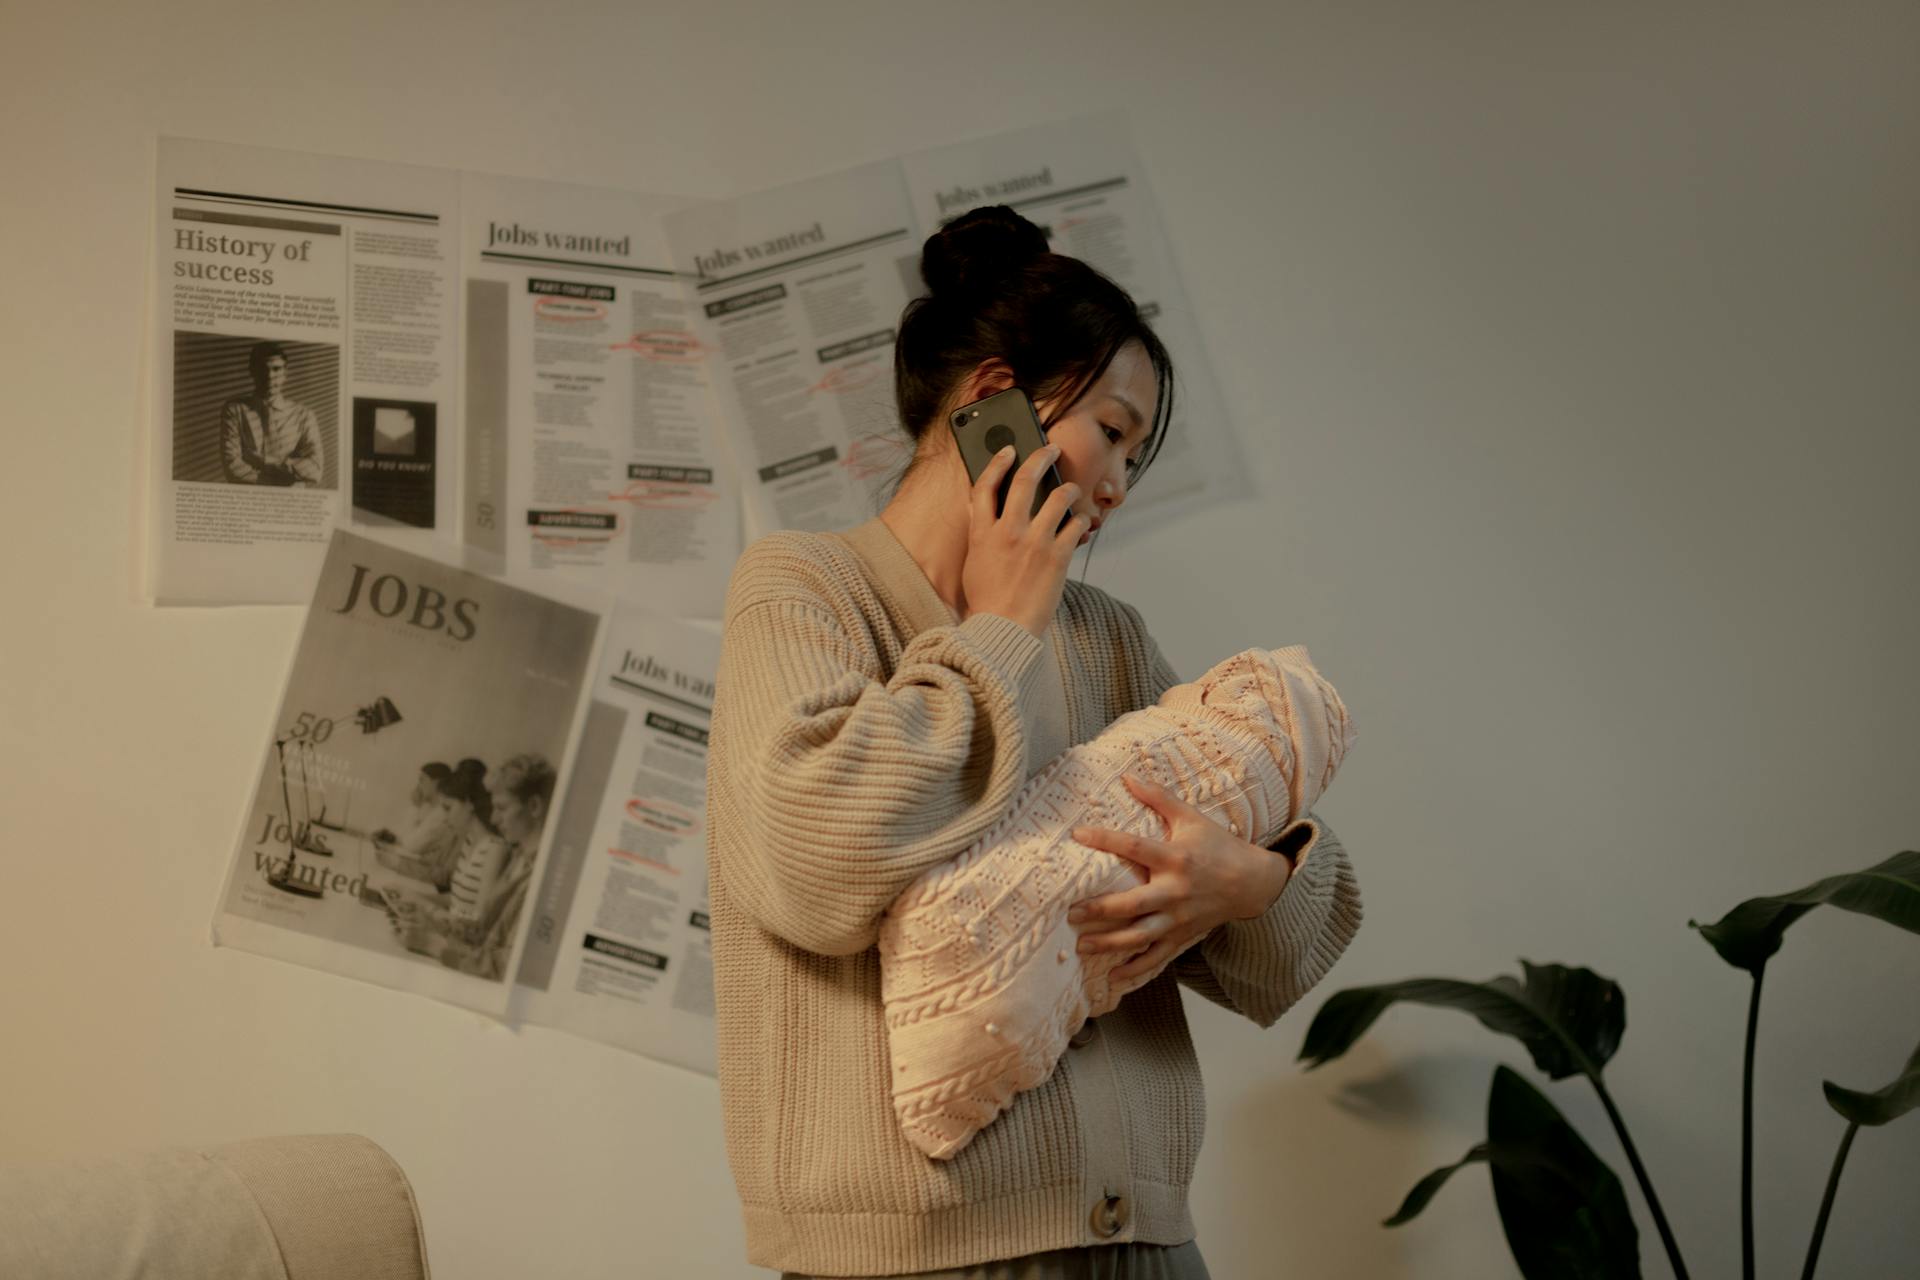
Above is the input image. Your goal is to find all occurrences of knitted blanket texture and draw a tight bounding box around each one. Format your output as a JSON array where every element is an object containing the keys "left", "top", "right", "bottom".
[{"left": 878, "top": 644, "right": 1354, "bottom": 1159}]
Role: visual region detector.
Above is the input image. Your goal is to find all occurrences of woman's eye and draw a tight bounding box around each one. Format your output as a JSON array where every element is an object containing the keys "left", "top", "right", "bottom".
[{"left": 1103, "top": 425, "right": 1124, "bottom": 444}]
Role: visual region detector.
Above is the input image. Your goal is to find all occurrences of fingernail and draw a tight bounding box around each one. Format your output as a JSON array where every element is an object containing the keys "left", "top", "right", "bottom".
[
  {"left": 998, "top": 445, "right": 1014, "bottom": 458},
  {"left": 1067, "top": 906, "right": 1086, "bottom": 924},
  {"left": 1078, "top": 939, "right": 1094, "bottom": 954},
  {"left": 1071, "top": 826, "right": 1088, "bottom": 842}
]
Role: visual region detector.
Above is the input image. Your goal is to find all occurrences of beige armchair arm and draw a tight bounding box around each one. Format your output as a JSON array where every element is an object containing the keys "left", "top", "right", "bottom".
[{"left": 0, "top": 1133, "right": 429, "bottom": 1280}]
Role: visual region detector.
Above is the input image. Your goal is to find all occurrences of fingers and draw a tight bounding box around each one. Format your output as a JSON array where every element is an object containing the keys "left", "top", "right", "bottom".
[
  {"left": 1003, "top": 445, "right": 1063, "bottom": 526},
  {"left": 1077, "top": 911, "right": 1174, "bottom": 956},
  {"left": 1111, "top": 934, "right": 1187, "bottom": 985},
  {"left": 1037, "top": 478, "right": 1087, "bottom": 544},
  {"left": 1057, "top": 508, "right": 1092, "bottom": 549},
  {"left": 1073, "top": 821, "right": 1177, "bottom": 870},
  {"left": 1121, "top": 773, "right": 1196, "bottom": 824},
  {"left": 970, "top": 445, "right": 1018, "bottom": 528},
  {"left": 1069, "top": 881, "right": 1169, "bottom": 926}
]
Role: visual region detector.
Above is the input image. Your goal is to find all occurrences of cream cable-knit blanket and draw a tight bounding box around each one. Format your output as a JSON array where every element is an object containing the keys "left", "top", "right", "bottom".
[{"left": 878, "top": 645, "right": 1355, "bottom": 1160}]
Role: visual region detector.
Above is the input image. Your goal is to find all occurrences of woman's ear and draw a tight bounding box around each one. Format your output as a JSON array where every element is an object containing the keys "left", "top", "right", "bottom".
[{"left": 958, "top": 358, "right": 1016, "bottom": 405}]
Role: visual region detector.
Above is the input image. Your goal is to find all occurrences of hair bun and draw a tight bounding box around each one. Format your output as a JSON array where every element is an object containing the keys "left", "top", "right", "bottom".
[{"left": 921, "top": 205, "right": 1050, "bottom": 300}]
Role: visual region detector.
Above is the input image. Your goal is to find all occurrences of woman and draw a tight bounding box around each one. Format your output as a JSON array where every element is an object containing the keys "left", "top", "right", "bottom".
[
  {"left": 706, "top": 206, "right": 1363, "bottom": 1278},
  {"left": 382, "top": 758, "right": 494, "bottom": 940},
  {"left": 442, "top": 761, "right": 511, "bottom": 930},
  {"left": 371, "top": 761, "right": 463, "bottom": 890}
]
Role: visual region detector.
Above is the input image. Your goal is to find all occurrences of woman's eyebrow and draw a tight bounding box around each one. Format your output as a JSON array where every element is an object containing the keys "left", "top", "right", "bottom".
[{"left": 1109, "top": 392, "right": 1145, "bottom": 432}]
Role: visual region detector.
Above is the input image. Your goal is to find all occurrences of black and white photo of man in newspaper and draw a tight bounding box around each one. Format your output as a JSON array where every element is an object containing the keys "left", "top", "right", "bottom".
[
  {"left": 220, "top": 340, "right": 325, "bottom": 486},
  {"left": 170, "top": 331, "right": 339, "bottom": 489}
]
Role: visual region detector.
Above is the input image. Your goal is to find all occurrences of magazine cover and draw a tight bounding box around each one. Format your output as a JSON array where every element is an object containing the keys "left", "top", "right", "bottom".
[{"left": 212, "top": 529, "right": 603, "bottom": 1015}]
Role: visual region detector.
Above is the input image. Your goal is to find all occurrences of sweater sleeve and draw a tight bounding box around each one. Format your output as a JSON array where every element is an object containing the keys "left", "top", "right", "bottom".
[
  {"left": 1112, "top": 599, "right": 1364, "bottom": 1027},
  {"left": 220, "top": 401, "right": 262, "bottom": 484},
  {"left": 710, "top": 595, "right": 1048, "bottom": 956},
  {"left": 1169, "top": 813, "right": 1364, "bottom": 1027},
  {"left": 285, "top": 403, "right": 323, "bottom": 486}
]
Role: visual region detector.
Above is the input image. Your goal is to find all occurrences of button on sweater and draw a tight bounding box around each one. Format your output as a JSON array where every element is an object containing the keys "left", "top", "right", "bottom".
[{"left": 705, "top": 515, "right": 1364, "bottom": 1276}]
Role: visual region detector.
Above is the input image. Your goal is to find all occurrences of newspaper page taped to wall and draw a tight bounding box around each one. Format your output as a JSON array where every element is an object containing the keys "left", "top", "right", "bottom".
[
  {"left": 149, "top": 139, "right": 462, "bottom": 604},
  {"left": 458, "top": 173, "right": 736, "bottom": 618},
  {"left": 900, "top": 113, "right": 1244, "bottom": 529},
  {"left": 211, "top": 529, "right": 603, "bottom": 1016},
  {"left": 146, "top": 139, "right": 741, "bottom": 611},
  {"left": 666, "top": 112, "right": 1241, "bottom": 541},
  {"left": 150, "top": 117, "right": 1228, "bottom": 600},
  {"left": 665, "top": 161, "right": 920, "bottom": 542},
  {"left": 511, "top": 606, "right": 720, "bottom": 1075}
]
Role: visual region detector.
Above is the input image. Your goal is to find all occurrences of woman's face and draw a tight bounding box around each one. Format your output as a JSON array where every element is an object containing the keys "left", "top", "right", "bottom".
[
  {"left": 489, "top": 782, "right": 543, "bottom": 843},
  {"left": 1033, "top": 341, "right": 1157, "bottom": 545},
  {"left": 436, "top": 791, "right": 474, "bottom": 830},
  {"left": 411, "top": 772, "right": 435, "bottom": 807}
]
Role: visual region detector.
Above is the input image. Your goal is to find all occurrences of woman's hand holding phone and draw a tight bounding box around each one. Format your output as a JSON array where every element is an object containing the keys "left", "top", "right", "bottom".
[{"left": 962, "top": 444, "right": 1088, "bottom": 639}]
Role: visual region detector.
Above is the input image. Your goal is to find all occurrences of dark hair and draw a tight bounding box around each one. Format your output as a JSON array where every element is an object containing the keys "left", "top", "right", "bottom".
[
  {"left": 248, "top": 341, "right": 290, "bottom": 382},
  {"left": 892, "top": 205, "right": 1174, "bottom": 494},
  {"left": 494, "top": 753, "right": 557, "bottom": 817},
  {"left": 436, "top": 757, "right": 494, "bottom": 828},
  {"left": 420, "top": 761, "right": 452, "bottom": 783}
]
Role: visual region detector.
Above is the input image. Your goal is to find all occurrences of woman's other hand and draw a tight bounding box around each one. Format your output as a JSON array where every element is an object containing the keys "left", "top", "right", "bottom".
[
  {"left": 961, "top": 444, "right": 1088, "bottom": 639},
  {"left": 1068, "top": 774, "right": 1292, "bottom": 984}
]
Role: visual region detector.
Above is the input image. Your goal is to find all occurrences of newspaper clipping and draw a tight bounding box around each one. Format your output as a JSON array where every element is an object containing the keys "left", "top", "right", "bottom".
[
  {"left": 212, "top": 530, "right": 602, "bottom": 1015},
  {"left": 666, "top": 161, "right": 920, "bottom": 540},
  {"left": 512, "top": 606, "right": 719, "bottom": 1075},
  {"left": 666, "top": 112, "right": 1242, "bottom": 541},
  {"left": 150, "top": 116, "right": 1229, "bottom": 605},
  {"left": 901, "top": 114, "right": 1243, "bottom": 525},
  {"left": 459, "top": 173, "right": 738, "bottom": 618},
  {"left": 150, "top": 139, "right": 461, "bottom": 604}
]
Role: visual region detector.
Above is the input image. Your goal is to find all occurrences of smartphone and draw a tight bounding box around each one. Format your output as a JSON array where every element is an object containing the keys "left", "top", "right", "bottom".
[{"left": 948, "top": 388, "right": 1070, "bottom": 527}]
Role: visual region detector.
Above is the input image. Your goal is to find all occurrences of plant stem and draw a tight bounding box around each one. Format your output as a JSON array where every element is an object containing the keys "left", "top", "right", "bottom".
[
  {"left": 1587, "top": 1074, "right": 1691, "bottom": 1280},
  {"left": 1799, "top": 1121, "right": 1858, "bottom": 1280},
  {"left": 1742, "top": 968, "right": 1764, "bottom": 1280},
  {"left": 1543, "top": 1016, "right": 1693, "bottom": 1279}
]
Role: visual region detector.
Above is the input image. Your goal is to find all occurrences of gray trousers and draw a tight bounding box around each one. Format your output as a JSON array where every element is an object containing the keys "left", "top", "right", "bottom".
[{"left": 782, "top": 1240, "right": 1211, "bottom": 1280}]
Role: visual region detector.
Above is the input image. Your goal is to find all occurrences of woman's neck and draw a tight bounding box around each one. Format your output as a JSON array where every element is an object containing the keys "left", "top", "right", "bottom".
[{"left": 878, "top": 449, "right": 973, "bottom": 616}]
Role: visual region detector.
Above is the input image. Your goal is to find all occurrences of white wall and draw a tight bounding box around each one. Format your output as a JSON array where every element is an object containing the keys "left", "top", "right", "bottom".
[{"left": 3, "top": 3, "right": 1916, "bottom": 1276}]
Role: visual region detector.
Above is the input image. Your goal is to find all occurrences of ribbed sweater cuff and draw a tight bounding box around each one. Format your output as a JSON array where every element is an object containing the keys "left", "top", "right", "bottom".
[
  {"left": 1205, "top": 820, "right": 1363, "bottom": 1028},
  {"left": 1269, "top": 821, "right": 1360, "bottom": 951}
]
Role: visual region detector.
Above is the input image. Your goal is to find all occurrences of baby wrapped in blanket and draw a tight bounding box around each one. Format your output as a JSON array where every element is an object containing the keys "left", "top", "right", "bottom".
[{"left": 878, "top": 644, "right": 1354, "bottom": 1160}]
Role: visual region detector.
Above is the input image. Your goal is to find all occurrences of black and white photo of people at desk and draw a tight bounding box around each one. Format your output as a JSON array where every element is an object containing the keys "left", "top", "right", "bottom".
[{"left": 382, "top": 754, "right": 558, "bottom": 982}]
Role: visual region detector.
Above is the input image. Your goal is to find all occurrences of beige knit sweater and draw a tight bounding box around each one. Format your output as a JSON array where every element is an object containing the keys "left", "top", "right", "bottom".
[{"left": 706, "top": 516, "right": 1364, "bottom": 1276}]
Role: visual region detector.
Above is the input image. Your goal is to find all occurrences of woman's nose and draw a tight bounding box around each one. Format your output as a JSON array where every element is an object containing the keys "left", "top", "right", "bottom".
[{"left": 1093, "top": 479, "right": 1123, "bottom": 511}]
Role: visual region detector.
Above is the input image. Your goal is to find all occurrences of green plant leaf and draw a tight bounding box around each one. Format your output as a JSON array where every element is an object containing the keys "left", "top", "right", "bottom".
[
  {"left": 1513, "top": 960, "right": 1625, "bottom": 1074},
  {"left": 1383, "top": 1143, "right": 1488, "bottom": 1226},
  {"left": 1487, "top": 1065, "right": 1642, "bottom": 1279},
  {"left": 1823, "top": 1037, "right": 1920, "bottom": 1127},
  {"left": 1299, "top": 962, "right": 1624, "bottom": 1080},
  {"left": 1690, "top": 850, "right": 1920, "bottom": 975}
]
